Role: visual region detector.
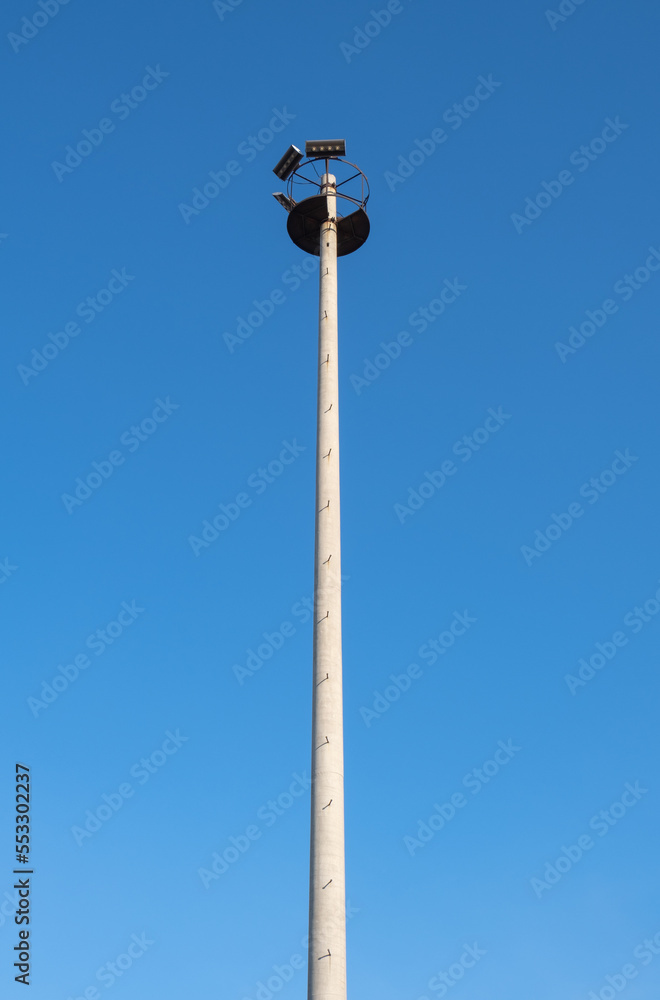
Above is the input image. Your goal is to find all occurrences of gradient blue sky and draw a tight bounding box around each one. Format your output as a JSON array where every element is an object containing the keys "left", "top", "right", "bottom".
[{"left": 2, "top": 1, "right": 660, "bottom": 998}]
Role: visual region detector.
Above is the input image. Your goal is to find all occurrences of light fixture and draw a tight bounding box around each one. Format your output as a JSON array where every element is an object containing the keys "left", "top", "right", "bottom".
[
  {"left": 272, "top": 192, "right": 295, "bottom": 212},
  {"left": 272, "top": 145, "right": 303, "bottom": 180},
  {"left": 305, "top": 139, "right": 346, "bottom": 157}
]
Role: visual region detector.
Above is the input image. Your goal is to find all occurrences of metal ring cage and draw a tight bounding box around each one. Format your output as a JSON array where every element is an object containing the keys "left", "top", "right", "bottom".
[{"left": 285, "top": 156, "right": 371, "bottom": 257}]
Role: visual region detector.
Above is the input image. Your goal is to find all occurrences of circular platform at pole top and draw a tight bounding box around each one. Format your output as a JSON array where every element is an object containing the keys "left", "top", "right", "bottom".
[{"left": 287, "top": 195, "right": 370, "bottom": 257}]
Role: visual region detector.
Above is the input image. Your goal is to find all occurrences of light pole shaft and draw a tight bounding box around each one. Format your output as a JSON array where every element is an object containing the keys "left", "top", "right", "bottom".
[{"left": 308, "top": 174, "right": 346, "bottom": 1000}]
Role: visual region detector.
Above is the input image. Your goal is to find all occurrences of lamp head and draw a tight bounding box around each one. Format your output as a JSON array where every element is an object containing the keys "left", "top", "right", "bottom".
[
  {"left": 272, "top": 145, "right": 303, "bottom": 180},
  {"left": 305, "top": 140, "right": 346, "bottom": 158},
  {"left": 272, "top": 192, "right": 295, "bottom": 212}
]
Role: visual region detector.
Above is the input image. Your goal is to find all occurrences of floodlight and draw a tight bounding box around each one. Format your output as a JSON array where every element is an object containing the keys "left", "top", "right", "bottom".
[
  {"left": 305, "top": 139, "right": 346, "bottom": 157},
  {"left": 272, "top": 145, "right": 303, "bottom": 180},
  {"left": 272, "top": 192, "right": 295, "bottom": 212}
]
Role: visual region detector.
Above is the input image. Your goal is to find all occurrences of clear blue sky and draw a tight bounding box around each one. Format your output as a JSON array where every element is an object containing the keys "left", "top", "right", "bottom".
[{"left": 2, "top": 0, "right": 660, "bottom": 997}]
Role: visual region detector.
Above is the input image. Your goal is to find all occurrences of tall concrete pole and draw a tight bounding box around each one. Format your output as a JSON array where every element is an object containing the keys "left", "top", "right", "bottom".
[{"left": 308, "top": 172, "right": 346, "bottom": 1000}]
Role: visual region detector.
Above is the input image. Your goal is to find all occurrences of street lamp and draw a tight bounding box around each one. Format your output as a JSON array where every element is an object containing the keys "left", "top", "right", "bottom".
[{"left": 271, "top": 141, "right": 370, "bottom": 1000}]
